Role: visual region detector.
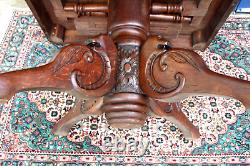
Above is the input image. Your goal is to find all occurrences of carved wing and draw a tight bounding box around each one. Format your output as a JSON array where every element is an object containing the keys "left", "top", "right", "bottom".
[
  {"left": 0, "top": 35, "right": 118, "bottom": 102},
  {"left": 53, "top": 45, "right": 84, "bottom": 74},
  {"left": 70, "top": 35, "right": 118, "bottom": 97},
  {"left": 140, "top": 36, "right": 250, "bottom": 108}
]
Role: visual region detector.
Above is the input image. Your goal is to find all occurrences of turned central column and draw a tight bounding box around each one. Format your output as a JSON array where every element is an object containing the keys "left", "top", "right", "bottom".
[
  {"left": 108, "top": 0, "right": 150, "bottom": 93},
  {"left": 108, "top": 0, "right": 150, "bottom": 45},
  {"left": 102, "top": 0, "right": 151, "bottom": 129}
]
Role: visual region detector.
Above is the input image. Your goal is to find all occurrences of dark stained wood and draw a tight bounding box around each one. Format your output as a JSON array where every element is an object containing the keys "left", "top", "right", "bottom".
[
  {"left": 192, "top": 0, "right": 239, "bottom": 50},
  {"left": 151, "top": 3, "right": 183, "bottom": 14},
  {"left": 63, "top": 3, "right": 108, "bottom": 14},
  {"left": 64, "top": 0, "right": 108, "bottom": 4},
  {"left": 108, "top": 0, "right": 150, "bottom": 45},
  {"left": 74, "top": 16, "right": 107, "bottom": 36},
  {"left": 25, "top": 0, "right": 53, "bottom": 39},
  {"left": 49, "top": 0, "right": 64, "bottom": 10},
  {"left": 150, "top": 14, "right": 192, "bottom": 23},
  {"left": 50, "top": 24, "right": 65, "bottom": 43},
  {"left": 102, "top": 93, "right": 149, "bottom": 129}
]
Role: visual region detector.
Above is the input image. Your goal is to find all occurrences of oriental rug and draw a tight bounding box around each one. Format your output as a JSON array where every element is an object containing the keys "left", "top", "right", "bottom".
[{"left": 0, "top": 11, "right": 249, "bottom": 165}]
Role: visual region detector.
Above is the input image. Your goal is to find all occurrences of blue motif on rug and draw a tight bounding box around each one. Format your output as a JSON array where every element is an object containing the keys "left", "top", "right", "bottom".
[{"left": 9, "top": 92, "right": 101, "bottom": 153}]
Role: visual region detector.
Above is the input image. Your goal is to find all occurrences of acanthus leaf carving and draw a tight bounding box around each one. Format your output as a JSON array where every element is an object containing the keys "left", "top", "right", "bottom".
[{"left": 52, "top": 45, "right": 84, "bottom": 74}]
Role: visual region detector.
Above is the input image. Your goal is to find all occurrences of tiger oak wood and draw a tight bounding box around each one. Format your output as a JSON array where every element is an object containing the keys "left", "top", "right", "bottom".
[
  {"left": 139, "top": 36, "right": 250, "bottom": 108},
  {"left": 0, "top": 35, "right": 117, "bottom": 101}
]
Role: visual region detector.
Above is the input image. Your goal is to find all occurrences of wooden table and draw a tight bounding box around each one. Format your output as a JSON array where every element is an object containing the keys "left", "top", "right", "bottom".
[{"left": 0, "top": 0, "right": 249, "bottom": 140}]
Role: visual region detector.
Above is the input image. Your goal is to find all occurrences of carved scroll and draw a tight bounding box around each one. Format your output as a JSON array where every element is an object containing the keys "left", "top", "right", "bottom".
[
  {"left": 140, "top": 36, "right": 186, "bottom": 99},
  {"left": 0, "top": 35, "right": 117, "bottom": 102},
  {"left": 70, "top": 36, "right": 117, "bottom": 97},
  {"left": 140, "top": 36, "right": 250, "bottom": 108}
]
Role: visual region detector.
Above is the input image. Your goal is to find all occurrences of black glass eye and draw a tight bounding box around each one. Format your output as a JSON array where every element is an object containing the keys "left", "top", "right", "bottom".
[
  {"left": 87, "top": 41, "right": 101, "bottom": 48},
  {"left": 157, "top": 44, "right": 171, "bottom": 50}
]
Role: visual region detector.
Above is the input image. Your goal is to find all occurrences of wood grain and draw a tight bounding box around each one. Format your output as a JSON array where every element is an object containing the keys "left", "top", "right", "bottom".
[
  {"left": 25, "top": 0, "right": 239, "bottom": 50},
  {"left": 140, "top": 36, "right": 250, "bottom": 108},
  {"left": 0, "top": 35, "right": 117, "bottom": 102},
  {"left": 18, "top": 0, "right": 246, "bottom": 138}
]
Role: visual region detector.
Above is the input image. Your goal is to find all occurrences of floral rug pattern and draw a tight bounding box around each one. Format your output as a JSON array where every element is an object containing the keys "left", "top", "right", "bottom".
[{"left": 0, "top": 11, "right": 249, "bottom": 165}]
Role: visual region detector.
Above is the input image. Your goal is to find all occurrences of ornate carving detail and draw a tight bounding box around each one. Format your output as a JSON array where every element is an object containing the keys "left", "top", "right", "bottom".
[
  {"left": 162, "top": 50, "right": 201, "bottom": 71},
  {"left": 71, "top": 43, "right": 111, "bottom": 91},
  {"left": 114, "top": 45, "right": 141, "bottom": 93},
  {"left": 53, "top": 45, "right": 84, "bottom": 73},
  {"left": 67, "top": 36, "right": 118, "bottom": 97},
  {"left": 144, "top": 49, "right": 186, "bottom": 97},
  {"left": 140, "top": 36, "right": 201, "bottom": 99}
]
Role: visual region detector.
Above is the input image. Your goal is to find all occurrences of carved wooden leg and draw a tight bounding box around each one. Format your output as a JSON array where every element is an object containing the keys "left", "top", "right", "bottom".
[
  {"left": 140, "top": 36, "right": 250, "bottom": 108},
  {"left": 52, "top": 98, "right": 103, "bottom": 136},
  {"left": 0, "top": 35, "right": 117, "bottom": 102},
  {"left": 149, "top": 99, "right": 200, "bottom": 139},
  {"left": 0, "top": 35, "right": 117, "bottom": 137}
]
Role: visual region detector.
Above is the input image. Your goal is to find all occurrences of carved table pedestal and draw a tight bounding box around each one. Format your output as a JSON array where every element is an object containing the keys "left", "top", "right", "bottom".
[{"left": 0, "top": 0, "right": 249, "bottom": 140}]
